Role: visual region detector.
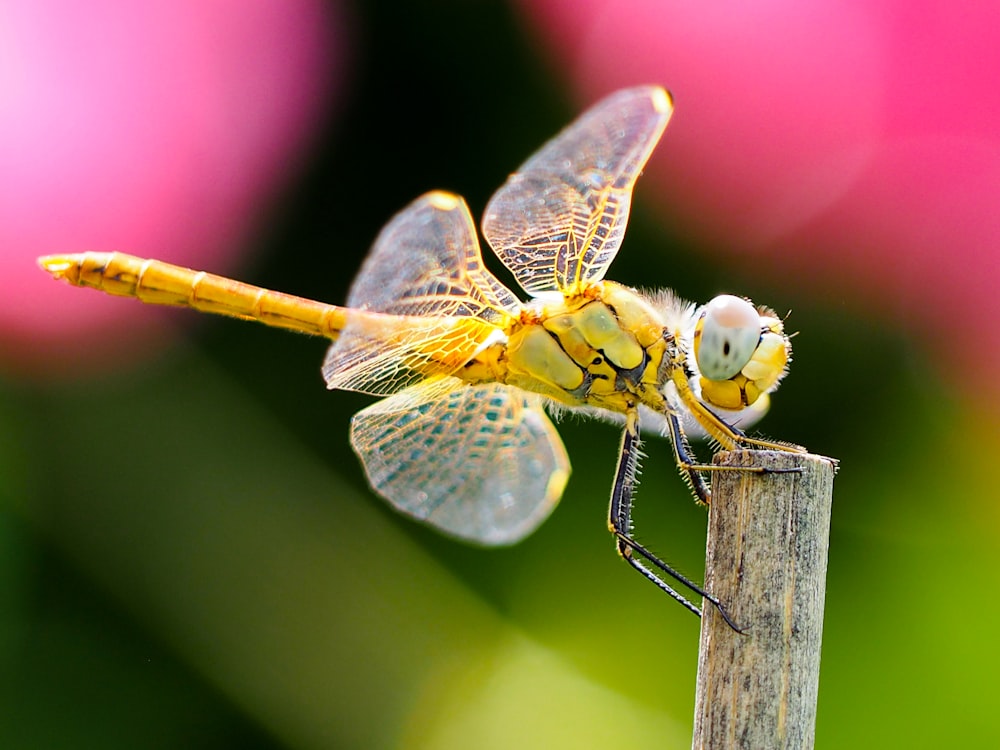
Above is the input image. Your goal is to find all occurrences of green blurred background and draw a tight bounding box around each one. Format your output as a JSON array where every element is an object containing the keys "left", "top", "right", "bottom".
[{"left": 3, "top": 1, "right": 1000, "bottom": 748}]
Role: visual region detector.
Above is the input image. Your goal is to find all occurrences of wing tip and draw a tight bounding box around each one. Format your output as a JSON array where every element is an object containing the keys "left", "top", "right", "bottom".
[
  {"left": 650, "top": 85, "right": 674, "bottom": 115},
  {"left": 424, "top": 190, "right": 464, "bottom": 211}
]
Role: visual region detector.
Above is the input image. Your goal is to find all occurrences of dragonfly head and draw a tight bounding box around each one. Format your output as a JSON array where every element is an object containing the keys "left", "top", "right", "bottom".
[{"left": 693, "top": 295, "right": 791, "bottom": 412}]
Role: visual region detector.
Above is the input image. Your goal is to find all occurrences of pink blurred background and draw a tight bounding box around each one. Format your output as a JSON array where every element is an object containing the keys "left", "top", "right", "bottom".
[
  {"left": 0, "top": 1, "right": 345, "bottom": 374},
  {"left": 518, "top": 0, "right": 1000, "bottom": 406}
]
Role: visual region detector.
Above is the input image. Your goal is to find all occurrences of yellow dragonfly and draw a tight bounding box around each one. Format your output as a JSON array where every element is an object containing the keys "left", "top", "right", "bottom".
[{"left": 39, "top": 86, "right": 803, "bottom": 628}]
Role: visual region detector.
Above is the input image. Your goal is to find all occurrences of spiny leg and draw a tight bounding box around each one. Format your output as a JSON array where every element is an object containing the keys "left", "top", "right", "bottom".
[
  {"left": 666, "top": 412, "right": 713, "bottom": 505},
  {"left": 665, "top": 412, "right": 804, "bottom": 509},
  {"left": 608, "top": 409, "right": 743, "bottom": 631},
  {"left": 669, "top": 365, "right": 806, "bottom": 454}
]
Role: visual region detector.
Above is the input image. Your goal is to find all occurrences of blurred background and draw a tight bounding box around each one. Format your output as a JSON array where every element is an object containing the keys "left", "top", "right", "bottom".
[{"left": 3, "top": 1, "right": 999, "bottom": 747}]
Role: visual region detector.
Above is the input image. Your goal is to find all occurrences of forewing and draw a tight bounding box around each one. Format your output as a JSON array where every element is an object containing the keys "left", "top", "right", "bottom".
[
  {"left": 347, "top": 190, "right": 519, "bottom": 322},
  {"left": 482, "top": 86, "right": 672, "bottom": 296},
  {"left": 350, "top": 378, "right": 570, "bottom": 545},
  {"left": 325, "top": 191, "right": 516, "bottom": 396},
  {"left": 323, "top": 311, "right": 497, "bottom": 395}
]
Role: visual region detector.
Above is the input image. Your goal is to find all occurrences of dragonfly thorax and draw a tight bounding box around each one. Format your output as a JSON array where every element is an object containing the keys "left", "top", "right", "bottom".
[{"left": 488, "top": 281, "right": 674, "bottom": 415}]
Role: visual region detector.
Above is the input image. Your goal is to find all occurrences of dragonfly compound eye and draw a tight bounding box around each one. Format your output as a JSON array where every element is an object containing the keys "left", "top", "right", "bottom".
[{"left": 694, "top": 295, "right": 762, "bottom": 381}]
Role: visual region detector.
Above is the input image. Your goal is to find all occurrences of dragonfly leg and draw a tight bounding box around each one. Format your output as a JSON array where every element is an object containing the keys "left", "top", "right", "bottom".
[
  {"left": 608, "top": 410, "right": 743, "bottom": 632},
  {"left": 666, "top": 412, "right": 803, "bottom": 509},
  {"left": 665, "top": 412, "right": 713, "bottom": 505}
]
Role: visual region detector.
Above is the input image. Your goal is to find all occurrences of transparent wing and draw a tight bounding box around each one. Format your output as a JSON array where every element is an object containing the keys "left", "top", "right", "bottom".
[
  {"left": 347, "top": 190, "right": 519, "bottom": 322},
  {"left": 350, "top": 378, "right": 570, "bottom": 545},
  {"left": 482, "top": 86, "right": 673, "bottom": 296},
  {"left": 325, "top": 191, "right": 517, "bottom": 396},
  {"left": 323, "top": 310, "right": 498, "bottom": 395}
]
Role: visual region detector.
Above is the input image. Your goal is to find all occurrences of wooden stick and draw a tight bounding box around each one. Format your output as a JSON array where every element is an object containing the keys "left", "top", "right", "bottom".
[{"left": 692, "top": 450, "right": 837, "bottom": 750}]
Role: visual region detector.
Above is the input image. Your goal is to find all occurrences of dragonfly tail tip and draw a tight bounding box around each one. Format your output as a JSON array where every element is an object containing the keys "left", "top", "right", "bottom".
[{"left": 37, "top": 255, "right": 78, "bottom": 282}]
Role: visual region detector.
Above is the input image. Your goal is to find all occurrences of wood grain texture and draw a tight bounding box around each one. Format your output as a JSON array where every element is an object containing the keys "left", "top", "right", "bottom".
[{"left": 692, "top": 450, "right": 836, "bottom": 750}]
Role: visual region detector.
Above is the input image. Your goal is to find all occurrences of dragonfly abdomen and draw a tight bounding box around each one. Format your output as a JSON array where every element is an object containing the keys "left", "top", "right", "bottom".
[{"left": 39, "top": 252, "right": 347, "bottom": 340}]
